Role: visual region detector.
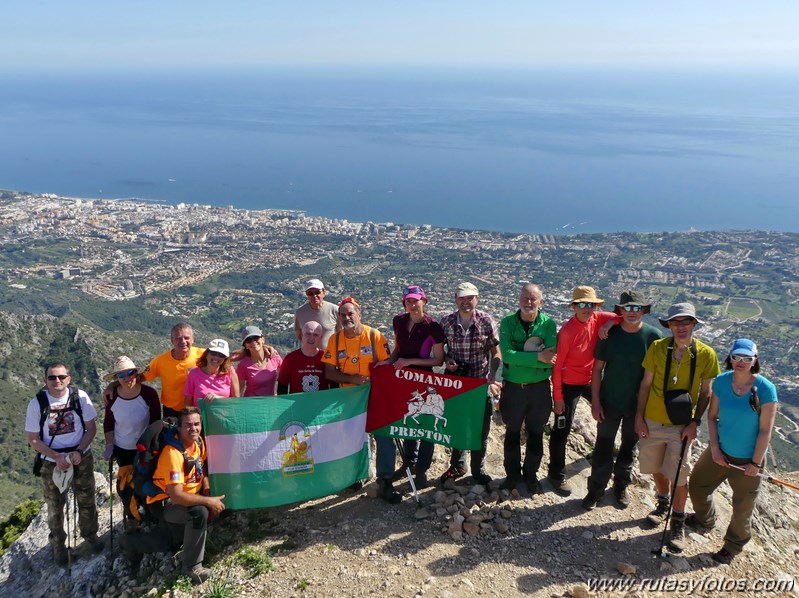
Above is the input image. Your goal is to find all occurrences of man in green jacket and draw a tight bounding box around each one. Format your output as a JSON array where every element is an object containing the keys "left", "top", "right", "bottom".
[{"left": 499, "top": 283, "right": 557, "bottom": 492}]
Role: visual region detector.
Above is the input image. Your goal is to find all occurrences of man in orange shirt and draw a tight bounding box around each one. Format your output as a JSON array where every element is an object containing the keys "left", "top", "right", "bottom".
[{"left": 119, "top": 407, "right": 225, "bottom": 585}]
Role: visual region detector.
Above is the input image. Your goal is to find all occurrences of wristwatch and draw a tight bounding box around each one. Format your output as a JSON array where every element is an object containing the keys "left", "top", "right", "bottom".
[{"left": 691, "top": 417, "right": 702, "bottom": 426}]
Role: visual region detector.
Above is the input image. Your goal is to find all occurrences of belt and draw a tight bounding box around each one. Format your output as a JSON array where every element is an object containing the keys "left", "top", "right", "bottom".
[{"left": 507, "top": 379, "right": 548, "bottom": 389}]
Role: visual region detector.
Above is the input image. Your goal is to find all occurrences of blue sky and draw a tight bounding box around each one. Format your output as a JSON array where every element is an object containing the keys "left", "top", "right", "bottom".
[{"left": 2, "top": 1, "right": 798, "bottom": 70}]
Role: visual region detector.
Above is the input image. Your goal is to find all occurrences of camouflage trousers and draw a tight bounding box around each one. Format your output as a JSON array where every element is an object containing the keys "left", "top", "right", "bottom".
[{"left": 40, "top": 451, "right": 99, "bottom": 548}]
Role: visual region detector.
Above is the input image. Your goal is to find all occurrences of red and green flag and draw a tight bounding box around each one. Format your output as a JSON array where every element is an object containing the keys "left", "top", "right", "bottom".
[{"left": 366, "top": 364, "right": 487, "bottom": 450}]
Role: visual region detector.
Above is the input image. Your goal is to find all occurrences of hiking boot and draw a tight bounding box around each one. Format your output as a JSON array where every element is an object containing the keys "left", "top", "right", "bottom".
[
  {"left": 613, "top": 485, "right": 630, "bottom": 509},
  {"left": 53, "top": 544, "right": 68, "bottom": 566},
  {"left": 581, "top": 490, "right": 603, "bottom": 511},
  {"left": 500, "top": 475, "right": 521, "bottom": 491},
  {"left": 118, "top": 535, "right": 142, "bottom": 572},
  {"left": 438, "top": 465, "right": 467, "bottom": 485},
  {"left": 84, "top": 533, "right": 105, "bottom": 554},
  {"left": 472, "top": 471, "right": 492, "bottom": 486},
  {"left": 378, "top": 478, "right": 402, "bottom": 504},
  {"left": 685, "top": 512, "right": 712, "bottom": 533},
  {"left": 524, "top": 475, "right": 542, "bottom": 495},
  {"left": 548, "top": 477, "right": 572, "bottom": 497},
  {"left": 712, "top": 547, "right": 735, "bottom": 565},
  {"left": 644, "top": 495, "right": 670, "bottom": 528},
  {"left": 185, "top": 565, "right": 211, "bottom": 585},
  {"left": 667, "top": 516, "right": 686, "bottom": 553}
]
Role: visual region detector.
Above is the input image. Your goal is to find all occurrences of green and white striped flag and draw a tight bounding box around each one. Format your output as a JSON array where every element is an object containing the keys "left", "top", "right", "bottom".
[{"left": 200, "top": 385, "right": 370, "bottom": 509}]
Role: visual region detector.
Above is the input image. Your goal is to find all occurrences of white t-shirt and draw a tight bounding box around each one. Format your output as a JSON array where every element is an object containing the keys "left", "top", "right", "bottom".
[
  {"left": 111, "top": 395, "right": 151, "bottom": 450},
  {"left": 295, "top": 301, "right": 339, "bottom": 348},
  {"left": 25, "top": 388, "right": 97, "bottom": 461}
]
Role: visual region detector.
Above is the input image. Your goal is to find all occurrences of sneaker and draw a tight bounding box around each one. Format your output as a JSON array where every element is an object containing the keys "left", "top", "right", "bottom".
[
  {"left": 185, "top": 565, "right": 211, "bottom": 585},
  {"left": 645, "top": 496, "right": 670, "bottom": 528},
  {"left": 472, "top": 471, "right": 492, "bottom": 486},
  {"left": 378, "top": 478, "right": 402, "bottom": 504},
  {"left": 84, "top": 533, "right": 105, "bottom": 553},
  {"left": 438, "top": 465, "right": 467, "bottom": 485},
  {"left": 613, "top": 485, "right": 630, "bottom": 509},
  {"left": 549, "top": 478, "right": 573, "bottom": 497},
  {"left": 500, "top": 475, "right": 521, "bottom": 491},
  {"left": 667, "top": 516, "right": 686, "bottom": 553},
  {"left": 712, "top": 547, "right": 735, "bottom": 565},
  {"left": 581, "top": 490, "right": 602, "bottom": 511},
  {"left": 685, "top": 512, "right": 712, "bottom": 533},
  {"left": 53, "top": 544, "right": 68, "bottom": 566}
]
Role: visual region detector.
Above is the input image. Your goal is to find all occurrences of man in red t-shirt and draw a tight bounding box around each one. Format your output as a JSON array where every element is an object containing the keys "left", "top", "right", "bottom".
[{"left": 278, "top": 321, "right": 330, "bottom": 394}]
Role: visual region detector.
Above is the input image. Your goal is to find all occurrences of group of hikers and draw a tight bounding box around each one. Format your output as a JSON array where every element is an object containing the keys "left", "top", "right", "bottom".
[{"left": 25, "top": 277, "right": 778, "bottom": 584}]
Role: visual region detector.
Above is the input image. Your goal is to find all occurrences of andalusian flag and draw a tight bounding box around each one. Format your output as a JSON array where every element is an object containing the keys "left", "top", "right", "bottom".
[
  {"left": 366, "top": 365, "right": 487, "bottom": 450},
  {"left": 200, "top": 386, "right": 369, "bottom": 509}
]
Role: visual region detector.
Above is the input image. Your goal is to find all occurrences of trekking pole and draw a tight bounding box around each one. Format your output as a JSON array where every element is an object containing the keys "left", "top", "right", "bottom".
[
  {"left": 63, "top": 457, "right": 73, "bottom": 575},
  {"left": 394, "top": 438, "right": 419, "bottom": 504},
  {"left": 728, "top": 464, "right": 799, "bottom": 492},
  {"left": 72, "top": 467, "right": 79, "bottom": 563},
  {"left": 653, "top": 436, "right": 688, "bottom": 559},
  {"left": 108, "top": 458, "right": 114, "bottom": 561}
]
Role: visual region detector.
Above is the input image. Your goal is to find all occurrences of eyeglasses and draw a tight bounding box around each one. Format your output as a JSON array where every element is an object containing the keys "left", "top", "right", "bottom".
[
  {"left": 306, "top": 290, "right": 322, "bottom": 297},
  {"left": 749, "top": 388, "right": 761, "bottom": 414},
  {"left": 730, "top": 354, "right": 755, "bottom": 364},
  {"left": 403, "top": 286, "right": 424, "bottom": 296},
  {"left": 244, "top": 336, "right": 260, "bottom": 344},
  {"left": 208, "top": 351, "right": 226, "bottom": 358},
  {"left": 622, "top": 305, "right": 643, "bottom": 312},
  {"left": 669, "top": 318, "right": 696, "bottom": 326},
  {"left": 576, "top": 302, "right": 597, "bottom": 309},
  {"left": 47, "top": 374, "right": 69, "bottom": 381},
  {"left": 115, "top": 369, "right": 138, "bottom": 379}
]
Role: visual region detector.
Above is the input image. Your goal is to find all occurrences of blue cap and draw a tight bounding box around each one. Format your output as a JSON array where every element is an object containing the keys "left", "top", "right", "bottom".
[{"left": 730, "top": 338, "right": 757, "bottom": 357}]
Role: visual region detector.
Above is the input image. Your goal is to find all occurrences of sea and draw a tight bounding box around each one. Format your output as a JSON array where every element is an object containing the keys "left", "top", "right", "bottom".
[{"left": 1, "top": 66, "right": 798, "bottom": 235}]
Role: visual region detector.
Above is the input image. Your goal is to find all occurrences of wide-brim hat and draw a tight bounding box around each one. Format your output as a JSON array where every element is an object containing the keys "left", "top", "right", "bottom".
[
  {"left": 569, "top": 285, "right": 604, "bottom": 306},
  {"left": 103, "top": 355, "right": 139, "bottom": 381},
  {"left": 614, "top": 290, "right": 651, "bottom": 314},
  {"left": 658, "top": 302, "right": 704, "bottom": 328}
]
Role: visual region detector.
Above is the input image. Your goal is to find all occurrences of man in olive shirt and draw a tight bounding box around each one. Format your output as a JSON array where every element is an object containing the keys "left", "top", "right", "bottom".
[
  {"left": 583, "top": 291, "right": 662, "bottom": 510},
  {"left": 498, "top": 283, "right": 557, "bottom": 492}
]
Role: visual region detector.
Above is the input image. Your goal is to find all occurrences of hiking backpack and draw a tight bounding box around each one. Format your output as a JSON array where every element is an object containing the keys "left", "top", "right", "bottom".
[
  {"left": 119, "top": 419, "right": 204, "bottom": 522},
  {"left": 32, "top": 386, "right": 86, "bottom": 476}
]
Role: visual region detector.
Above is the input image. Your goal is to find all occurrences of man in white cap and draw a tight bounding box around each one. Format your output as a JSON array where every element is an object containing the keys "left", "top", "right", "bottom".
[
  {"left": 294, "top": 278, "right": 339, "bottom": 349},
  {"left": 439, "top": 281, "right": 501, "bottom": 485},
  {"left": 25, "top": 362, "right": 103, "bottom": 565}
]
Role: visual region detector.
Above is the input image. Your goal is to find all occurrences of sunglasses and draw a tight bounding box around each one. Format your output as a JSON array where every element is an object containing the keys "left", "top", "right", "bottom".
[
  {"left": 730, "top": 354, "right": 755, "bottom": 364},
  {"left": 403, "top": 286, "right": 424, "bottom": 296},
  {"left": 576, "top": 302, "right": 597, "bottom": 309},
  {"left": 47, "top": 374, "right": 69, "bottom": 381},
  {"left": 622, "top": 305, "right": 643, "bottom": 312},
  {"left": 669, "top": 318, "right": 696, "bottom": 326},
  {"left": 306, "top": 290, "right": 323, "bottom": 297},
  {"left": 115, "top": 369, "right": 138, "bottom": 379},
  {"left": 244, "top": 336, "right": 261, "bottom": 344}
]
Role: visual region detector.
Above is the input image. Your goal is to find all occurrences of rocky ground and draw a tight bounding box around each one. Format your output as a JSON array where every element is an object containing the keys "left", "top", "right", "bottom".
[{"left": 3, "top": 402, "right": 799, "bottom": 598}]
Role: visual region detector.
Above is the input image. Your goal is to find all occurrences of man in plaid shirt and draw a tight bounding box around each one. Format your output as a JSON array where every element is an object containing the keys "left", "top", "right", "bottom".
[{"left": 439, "top": 282, "right": 501, "bottom": 485}]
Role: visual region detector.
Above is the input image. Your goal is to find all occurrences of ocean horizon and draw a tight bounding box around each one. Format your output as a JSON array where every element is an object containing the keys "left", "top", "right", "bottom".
[{"left": 2, "top": 66, "right": 798, "bottom": 235}]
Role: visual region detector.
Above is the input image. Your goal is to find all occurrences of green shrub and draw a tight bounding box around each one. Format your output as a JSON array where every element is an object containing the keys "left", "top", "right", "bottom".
[{"left": 0, "top": 499, "right": 43, "bottom": 556}]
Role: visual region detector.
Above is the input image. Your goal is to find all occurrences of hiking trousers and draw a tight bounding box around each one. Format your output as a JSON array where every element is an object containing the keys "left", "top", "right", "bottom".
[
  {"left": 500, "top": 380, "right": 552, "bottom": 479},
  {"left": 688, "top": 448, "right": 761, "bottom": 556},
  {"left": 587, "top": 405, "right": 639, "bottom": 494},
  {"left": 548, "top": 383, "right": 590, "bottom": 482},
  {"left": 41, "top": 451, "right": 99, "bottom": 549}
]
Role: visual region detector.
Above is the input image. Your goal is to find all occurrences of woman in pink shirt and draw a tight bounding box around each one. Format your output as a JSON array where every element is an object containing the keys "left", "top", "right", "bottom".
[
  {"left": 183, "top": 339, "right": 240, "bottom": 407},
  {"left": 236, "top": 325, "right": 283, "bottom": 397}
]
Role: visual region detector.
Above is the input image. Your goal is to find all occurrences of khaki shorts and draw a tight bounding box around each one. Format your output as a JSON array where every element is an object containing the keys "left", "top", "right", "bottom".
[{"left": 638, "top": 418, "right": 692, "bottom": 486}]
